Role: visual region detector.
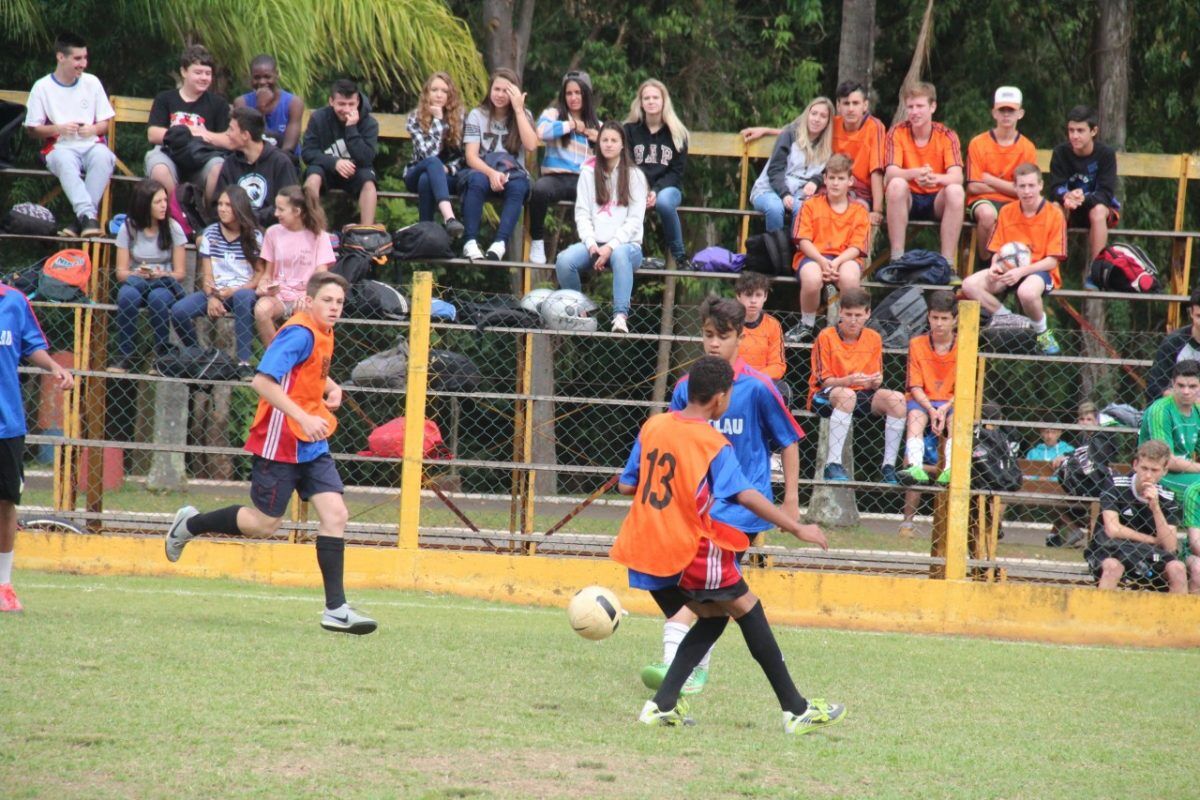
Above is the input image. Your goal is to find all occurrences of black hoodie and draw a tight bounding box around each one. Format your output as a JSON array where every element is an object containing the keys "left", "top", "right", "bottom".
[
  {"left": 301, "top": 92, "right": 379, "bottom": 172},
  {"left": 215, "top": 141, "right": 299, "bottom": 226}
]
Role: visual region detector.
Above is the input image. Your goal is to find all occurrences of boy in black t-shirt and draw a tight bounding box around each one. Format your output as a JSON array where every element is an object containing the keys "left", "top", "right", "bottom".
[
  {"left": 145, "top": 45, "right": 233, "bottom": 199},
  {"left": 1048, "top": 105, "right": 1120, "bottom": 263},
  {"left": 1084, "top": 440, "right": 1188, "bottom": 593}
]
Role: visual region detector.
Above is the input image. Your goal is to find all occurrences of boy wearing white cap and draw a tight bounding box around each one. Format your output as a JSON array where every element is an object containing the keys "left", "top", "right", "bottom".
[{"left": 966, "top": 86, "right": 1037, "bottom": 261}]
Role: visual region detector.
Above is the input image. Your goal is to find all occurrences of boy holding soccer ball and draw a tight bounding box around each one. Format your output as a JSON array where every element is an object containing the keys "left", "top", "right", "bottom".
[
  {"left": 163, "top": 273, "right": 377, "bottom": 635},
  {"left": 961, "top": 162, "right": 1067, "bottom": 355},
  {"left": 611, "top": 355, "right": 844, "bottom": 733}
]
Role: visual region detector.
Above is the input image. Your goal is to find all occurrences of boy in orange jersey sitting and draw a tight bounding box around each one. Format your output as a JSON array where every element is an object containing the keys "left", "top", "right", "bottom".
[
  {"left": 961, "top": 162, "right": 1067, "bottom": 355},
  {"left": 966, "top": 86, "right": 1037, "bottom": 261},
  {"left": 884, "top": 82, "right": 965, "bottom": 266},
  {"left": 899, "top": 290, "right": 958, "bottom": 487},
  {"left": 809, "top": 288, "right": 908, "bottom": 484},
  {"left": 786, "top": 153, "right": 870, "bottom": 344},
  {"left": 612, "top": 355, "right": 844, "bottom": 734},
  {"left": 733, "top": 271, "right": 787, "bottom": 398},
  {"left": 832, "top": 80, "right": 886, "bottom": 225},
  {"left": 163, "top": 273, "right": 377, "bottom": 635}
]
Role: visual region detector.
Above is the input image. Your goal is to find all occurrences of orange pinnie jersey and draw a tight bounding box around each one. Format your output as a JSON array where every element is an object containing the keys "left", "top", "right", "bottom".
[
  {"left": 885, "top": 122, "right": 964, "bottom": 195},
  {"left": 792, "top": 194, "right": 870, "bottom": 260},
  {"left": 610, "top": 413, "right": 736, "bottom": 577},
  {"left": 966, "top": 131, "right": 1038, "bottom": 204},
  {"left": 833, "top": 115, "right": 886, "bottom": 187},
  {"left": 808, "top": 326, "right": 883, "bottom": 408},
  {"left": 907, "top": 334, "right": 957, "bottom": 402},
  {"left": 738, "top": 313, "right": 786, "bottom": 380},
  {"left": 988, "top": 199, "right": 1068, "bottom": 288}
]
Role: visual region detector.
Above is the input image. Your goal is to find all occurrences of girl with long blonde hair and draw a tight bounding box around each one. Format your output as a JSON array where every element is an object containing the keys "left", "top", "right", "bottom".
[
  {"left": 623, "top": 79, "right": 690, "bottom": 267},
  {"left": 748, "top": 96, "right": 835, "bottom": 232}
]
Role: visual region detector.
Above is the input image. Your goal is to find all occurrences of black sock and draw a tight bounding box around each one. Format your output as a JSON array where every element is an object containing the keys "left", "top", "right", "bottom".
[
  {"left": 652, "top": 616, "right": 729, "bottom": 710},
  {"left": 315, "top": 536, "right": 346, "bottom": 610},
  {"left": 735, "top": 601, "right": 807, "bottom": 715},
  {"left": 186, "top": 505, "right": 244, "bottom": 536}
]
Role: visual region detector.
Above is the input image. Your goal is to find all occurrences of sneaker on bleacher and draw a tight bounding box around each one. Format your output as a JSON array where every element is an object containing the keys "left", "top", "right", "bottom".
[
  {"left": 529, "top": 239, "right": 546, "bottom": 264},
  {"left": 462, "top": 240, "right": 484, "bottom": 260},
  {"left": 485, "top": 241, "right": 506, "bottom": 261},
  {"left": 59, "top": 217, "right": 82, "bottom": 238},
  {"left": 444, "top": 218, "right": 464, "bottom": 240},
  {"left": 80, "top": 216, "right": 102, "bottom": 237},
  {"left": 784, "top": 323, "right": 815, "bottom": 345},
  {"left": 1036, "top": 329, "right": 1061, "bottom": 355}
]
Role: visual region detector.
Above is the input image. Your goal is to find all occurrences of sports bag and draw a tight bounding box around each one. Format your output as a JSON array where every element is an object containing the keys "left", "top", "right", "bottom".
[
  {"left": 345, "top": 279, "right": 408, "bottom": 320},
  {"left": 868, "top": 286, "right": 928, "bottom": 349},
  {"left": 691, "top": 246, "right": 745, "bottom": 273},
  {"left": 1056, "top": 441, "right": 1115, "bottom": 498},
  {"left": 2, "top": 202, "right": 56, "bottom": 236},
  {"left": 1087, "top": 244, "right": 1161, "bottom": 293},
  {"left": 979, "top": 313, "right": 1037, "bottom": 355},
  {"left": 392, "top": 221, "right": 454, "bottom": 261},
  {"left": 429, "top": 349, "right": 482, "bottom": 392},
  {"left": 358, "top": 417, "right": 451, "bottom": 460},
  {"left": 1100, "top": 403, "right": 1143, "bottom": 429},
  {"left": 875, "top": 249, "right": 952, "bottom": 286},
  {"left": 340, "top": 223, "right": 393, "bottom": 263},
  {"left": 349, "top": 342, "right": 409, "bottom": 389},
  {"left": 154, "top": 346, "right": 241, "bottom": 382},
  {"left": 37, "top": 248, "right": 91, "bottom": 302},
  {"left": 457, "top": 297, "right": 542, "bottom": 331},
  {"left": 743, "top": 229, "right": 793, "bottom": 276},
  {"left": 972, "top": 426, "right": 1022, "bottom": 492},
  {"left": 331, "top": 250, "right": 374, "bottom": 285},
  {"left": 169, "top": 183, "right": 210, "bottom": 239},
  {"left": 3, "top": 258, "right": 45, "bottom": 296}
]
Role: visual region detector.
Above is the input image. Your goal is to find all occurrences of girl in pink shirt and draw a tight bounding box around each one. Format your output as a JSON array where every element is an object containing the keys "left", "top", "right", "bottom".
[{"left": 255, "top": 186, "right": 334, "bottom": 344}]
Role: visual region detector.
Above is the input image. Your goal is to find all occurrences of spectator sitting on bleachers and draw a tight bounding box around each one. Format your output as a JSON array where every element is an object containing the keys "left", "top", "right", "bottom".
[
  {"left": 1144, "top": 288, "right": 1200, "bottom": 404},
  {"left": 1026, "top": 425, "right": 1074, "bottom": 463},
  {"left": 1046, "top": 401, "right": 1117, "bottom": 548},
  {"left": 301, "top": 79, "right": 379, "bottom": 225},
  {"left": 554, "top": 122, "right": 646, "bottom": 334},
  {"left": 214, "top": 107, "right": 298, "bottom": 226},
  {"left": 808, "top": 287, "right": 907, "bottom": 484},
  {"left": 786, "top": 154, "right": 870, "bottom": 344},
  {"left": 961, "top": 162, "right": 1067, "bottom": 355},
  {"left": 898, "top": 290, "right": 958, "bottom": 487},
  {"left": 457, "top": 69, "right": 536, "bottom": 262},
  {"left": 170, "top": 185, "right": 262, "bottom": 377},
  {"left": 746, "top": 97, "right": 833, "bottom": 234},
  {"left": 145, "top": 45, "right": 233, "bottom": 200},
  {"left": 966, "top": 86, "right": 1038, "bottom": 261},
  {"left": 624, "top": 79, "right": 691, "bottom": 270},
  {"left": 884, "top": 82, "right": 964, "bottom": 267},
  {"left": 1085, "top": 439, "right": 1188, "bottom": 594},
  {"left": 733, "top": 272, "right": 786, "bottom": 398},
  {"left": 1137, "top": 359, "right": 1200, "bottom": 591},
  {"left": 255, "top": 186, "right": 334, "bottom": 345},
  {"left": 1049, "top": 105, "right": 1120, "bottom": 263},
  {"left": 528, "top": 70, "right": 599, "bottom": 264},
  {"left": 23, "top": 32, "right": 115, "bottom": 238},
  {"left": 403, "top": 71, "right": 465, "bottom": 236},
  {"left": 232, "top": 54, "right": 304, "bottom": 162},
  {"left": 109, "top": 179, "right": 187, "bottom": 373}
]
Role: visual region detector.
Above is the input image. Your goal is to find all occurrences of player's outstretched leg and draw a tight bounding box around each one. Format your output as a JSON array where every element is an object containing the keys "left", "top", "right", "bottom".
[{"left": 640, "top": 615, "right": 728, "bottom": 727}]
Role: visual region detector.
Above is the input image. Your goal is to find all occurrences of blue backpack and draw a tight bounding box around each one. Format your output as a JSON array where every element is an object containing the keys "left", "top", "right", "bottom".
[{"left": 875, "top": 249, "right": 952, "bottom": 286}]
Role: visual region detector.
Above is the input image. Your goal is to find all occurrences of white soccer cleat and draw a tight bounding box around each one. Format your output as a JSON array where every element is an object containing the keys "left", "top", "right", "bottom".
[
  {"left": 164, "top": 506, "right": 198, "bottom": 563},
  {"left": 320, "top": 604, "right": 378, "bottom": 635}
]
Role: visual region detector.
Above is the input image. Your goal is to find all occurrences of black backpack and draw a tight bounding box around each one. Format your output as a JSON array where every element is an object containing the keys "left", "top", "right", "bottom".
[
  {"left": 1056, "top": 441, "right": 1115, "bottom": 498},
  {"left": 345, "top": 279, "right": 408, "bottom": 320},
  {"left": 340, "top": 223, "right": 394, "bottom": 262},
  {"left": 979, "top": 313, "right": 1037, "bottom": 355},
  {"left": 3, "top": 257, "right": 45, "bottom": 296},
  {"left": 875, "top": 249, "right": 952, "bottom": 286},
  {"left": 0, "top": 100, "right": 25, "bottom": 167},
  {"left": 2, "top": 203, "right": 57, "bottom": 236},
  {"left": 154, "top": 346, "right": 242, "bottom": 383},
  {"left": 331, "top": 250, "right": 374, "bottom": 285},
  {"left": 743, "top": 229, "right": 794, "bottom": 276},
  {"left": 429, "top": 349, "right": 482, "bottom": 392},
  {"left": 972, "top": 426, "right": 1022, "bottom": 492},
  {"left": 457, "top": 297, "right": 542, "bottom": 331},
  {"left": 392, "top": 221, "right": 454, "bottom": 261},
  {"left": 868, "top": 286, "right": 928, "bottom": 349}
]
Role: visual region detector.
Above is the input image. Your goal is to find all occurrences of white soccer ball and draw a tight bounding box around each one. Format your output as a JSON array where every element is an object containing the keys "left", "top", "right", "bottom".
[
  {"left": 996, "top": 241, "right": 1032, "bottom": 272},
  {"left": 541, "top": 289, "right": 598, "bottom": 332},
  {"left": 520, "top": 287, "right": 555, "bottom": 313},
  {"left": 567, "top": 585, "right": 622, "bottom": 640}
]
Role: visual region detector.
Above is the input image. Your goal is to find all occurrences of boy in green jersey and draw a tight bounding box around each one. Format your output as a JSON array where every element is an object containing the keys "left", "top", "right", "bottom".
[{"left": 1138, "top": 359, "right": 1200, "bottom": 591}]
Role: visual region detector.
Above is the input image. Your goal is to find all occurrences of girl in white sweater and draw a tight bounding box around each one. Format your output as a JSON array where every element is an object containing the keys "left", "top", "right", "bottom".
[{"left": 554, "top": 122, "right": 648, "bottom": 332}]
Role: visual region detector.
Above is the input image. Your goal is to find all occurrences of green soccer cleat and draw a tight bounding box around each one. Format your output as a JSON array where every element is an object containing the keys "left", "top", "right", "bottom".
[
  {"left": 783, "top": 699, "right": 847, "bottom": 735},
  {"left": 640, "top": 662, "right": 668, "bottom": 691},
  {"left": 936, "top": 469, "right": 951, "bottom": 485},
  {"left": 681, "top": 667, "right": 709, "bottom": 696},
  {"left": 1036, "top": 329, "right": 1061, "bottom": 355},
  {"left": 638, "top": 698, "right": 694, "bottom": 727},
  {"left": 898, "top": 465, "right": 931, "bottom": 486}
]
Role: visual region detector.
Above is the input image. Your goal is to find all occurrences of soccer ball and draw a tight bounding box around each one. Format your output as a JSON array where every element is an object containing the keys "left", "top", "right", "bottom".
[
  {"left": 567, "top": 585, "right": 622, "bottom": 640},
  {"left": 996, "top": 241, "right": 1032, "bottom": 272}
]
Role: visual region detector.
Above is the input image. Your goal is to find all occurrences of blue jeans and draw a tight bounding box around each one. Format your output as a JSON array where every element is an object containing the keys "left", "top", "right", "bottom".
[
  {"left": 752, "top": 191, "right": 790, "bottom": 233},
  {"left": 115, "top": 275, "right": 184, "bottom": 357},
  {"left": 404, "top": 156, "right": 453, "bottom": 222},
  {"left": 457, "top": 168, "right": 530, "bottom": 244},
  {"left": 171, "top": 288, "right": 257, "bottom": 362},
  {"left": 555, "top": 242, "right": 643, "bottom": 315},
  {"left": 651, "top": 186, "right": 684, "bottom": 260}
]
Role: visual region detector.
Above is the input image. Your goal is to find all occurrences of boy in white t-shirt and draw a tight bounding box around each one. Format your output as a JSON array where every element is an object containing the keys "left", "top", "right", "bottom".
[{"left": 23, "top": 33, "right": 116, "bottom": 238}]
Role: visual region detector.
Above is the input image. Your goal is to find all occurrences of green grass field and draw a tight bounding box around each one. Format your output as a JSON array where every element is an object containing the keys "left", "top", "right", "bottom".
[{"left": 4, "top": 571, "right": 1197, "bottom": 800}]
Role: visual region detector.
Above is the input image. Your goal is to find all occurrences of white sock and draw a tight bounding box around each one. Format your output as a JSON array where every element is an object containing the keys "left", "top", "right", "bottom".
[
  {"left": 801, "top": 312, "right": 816, "bottom": 327},
  {"left": 698, "top": 643, "right": 715, "bottom": 671},
  {"left": 0, "top": 551, "right": 12, "bottom": 584},
  {"left": 1031, "top": 315, "right": 1048, "bottom": 333},
  {"left": 905, "top": 437, "right": 925, "bottom": 467},
  {"left": 827, "top": 409, "right": 852, "bottom": 466},
  {"left": 884, "top": 416, "right": 905, "bottom": 467},
  {"left": 992, "top": 305, "right": 1013, "bottom": 316},
  {"left": 663, "top": 621, "right": 689, "bottom": 665},
  {"left": 943, "top": 438, "right": 953, "bottom": 470}
]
